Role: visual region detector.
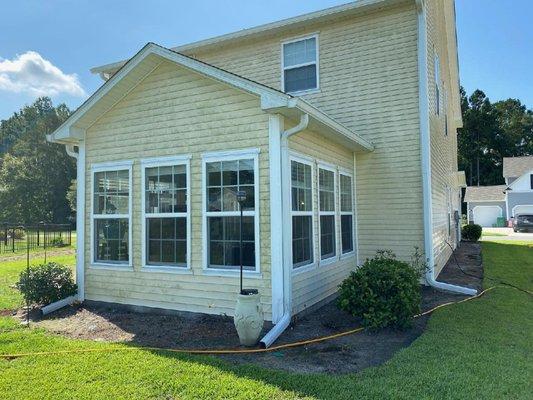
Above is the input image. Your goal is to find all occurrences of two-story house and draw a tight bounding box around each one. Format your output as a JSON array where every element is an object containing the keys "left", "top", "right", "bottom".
[
  {"left": 49, "top": 0, "right": 474, "bottom": 346},
  {"left": 465, "top": 156, "right": 533, "bottom": 226}
]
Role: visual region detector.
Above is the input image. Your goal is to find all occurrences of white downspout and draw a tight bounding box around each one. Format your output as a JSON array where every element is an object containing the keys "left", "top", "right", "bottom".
[
  {"left": 416, "top": 0, "right": 476, "bottom": 296},
  {"left": 260, "top": 113, "right": 309, "bottom": 348}
]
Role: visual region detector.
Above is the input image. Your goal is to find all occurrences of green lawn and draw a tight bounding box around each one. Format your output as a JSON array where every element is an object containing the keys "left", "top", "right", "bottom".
[
  {"left": 0, "top": 248, "right": 76, "bottom": 310},
  {"left": 0, "top": 241, "right": 531, "bottom": 399}
]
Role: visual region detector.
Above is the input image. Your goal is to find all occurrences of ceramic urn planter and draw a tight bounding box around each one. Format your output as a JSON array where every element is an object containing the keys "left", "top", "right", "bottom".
[{"left": 234, "top": 291, "right": 264, "bottom": 346}]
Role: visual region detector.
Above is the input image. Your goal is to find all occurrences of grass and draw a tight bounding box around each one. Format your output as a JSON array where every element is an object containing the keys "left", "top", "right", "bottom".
[
  {"left": 0, "top": 248, "right": 75, "bottom": 310},
  {"left": 481, "top": 232, "right": 508, "bottom": 237},
  {"left": 0, "top": 241, "right": 531, "bottom": 399}
]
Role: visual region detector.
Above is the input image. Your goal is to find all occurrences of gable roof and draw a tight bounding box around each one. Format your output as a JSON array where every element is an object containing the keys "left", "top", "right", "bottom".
[
  {"left": 90, "top": 0, "right": 404, "bottom": 77},
  {"left": 464, "top": 185, "right": 507, "bottom": 203},
  {"left": 503, "top": 156, "right": 533, "bottom": 179},
  {"left": 48, "top": 43, "right": 373, "bottom": 153}
]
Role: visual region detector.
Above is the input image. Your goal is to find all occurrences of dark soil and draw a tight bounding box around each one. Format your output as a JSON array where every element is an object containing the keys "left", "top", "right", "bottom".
[{"left": 29, "top": 242, "right": 483, "bottom": 374}]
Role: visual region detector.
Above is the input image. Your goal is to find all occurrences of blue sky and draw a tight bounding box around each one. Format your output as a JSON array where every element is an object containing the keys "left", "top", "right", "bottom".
[{"left": 1, "top": 0, "right": 531, "bottom": 120}]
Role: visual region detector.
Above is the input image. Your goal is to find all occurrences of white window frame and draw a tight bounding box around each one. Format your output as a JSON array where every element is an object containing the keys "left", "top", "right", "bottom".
[
  {"left": 141, "top": 155, "right": 192, "bottom": 273},
  {"left": 290, "top": 152, "right": 317, "bottom": 273},
  {"left": 201, "top": 148, "right": 261, "bottom": 276},
  {"left": 281, "top": 33, "right": 320, "bottom": 95},
  {"left": 90, "top": 160, "right": 133, "bottom": 269},
  {"left": 339, "top": 170, "right": 356, "bottom": 258},
  {"left": 317, "top": 162, "right": 337, "bottom": 265}
]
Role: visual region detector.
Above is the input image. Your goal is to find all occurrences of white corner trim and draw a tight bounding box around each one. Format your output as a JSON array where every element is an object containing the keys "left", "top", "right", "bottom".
[
  {"left": 140, "top": 156, "right": 192, "bottom": 271},
  {"left": 75, "top": 142, "right": 86, "bottom": 300},
  {"left": 269, "top": 115, "right": 284, "bottom": 323}
]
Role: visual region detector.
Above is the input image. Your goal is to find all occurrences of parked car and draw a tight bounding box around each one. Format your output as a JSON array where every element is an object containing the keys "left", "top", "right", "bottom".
[{"left": 513, "top": 214, "right": 533, "bottom": 232}]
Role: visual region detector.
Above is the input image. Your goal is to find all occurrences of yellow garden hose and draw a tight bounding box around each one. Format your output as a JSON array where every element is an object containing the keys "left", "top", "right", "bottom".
[{"left": 1, "top": 286, "right": 516, "bottom": 360}]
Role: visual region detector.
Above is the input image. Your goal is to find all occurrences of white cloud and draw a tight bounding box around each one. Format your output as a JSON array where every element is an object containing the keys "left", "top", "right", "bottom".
[{"left": 0, "top": 51, "right": 85, "bottom": 97}]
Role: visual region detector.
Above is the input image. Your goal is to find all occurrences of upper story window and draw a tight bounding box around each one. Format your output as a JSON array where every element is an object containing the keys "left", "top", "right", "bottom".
[{"left": 282, "top": 35, "right": 319, "bottom": 94}]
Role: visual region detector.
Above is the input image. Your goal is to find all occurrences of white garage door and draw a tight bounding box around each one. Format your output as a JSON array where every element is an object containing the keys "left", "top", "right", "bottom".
[
  {"left": 513, "top": 205, "right": 533, "bottom": 217},
  {"left": 473, "top": 206, "right": 502, "bottom": 227}
]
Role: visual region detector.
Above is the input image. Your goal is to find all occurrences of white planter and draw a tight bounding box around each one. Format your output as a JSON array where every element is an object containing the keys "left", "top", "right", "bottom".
[{"left": 234, "top": 292, "right": 264, "bottom": 346}]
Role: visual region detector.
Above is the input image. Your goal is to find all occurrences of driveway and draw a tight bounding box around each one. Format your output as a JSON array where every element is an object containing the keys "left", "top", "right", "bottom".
[{"left": 481, "top": 227, "right": 533, "bottom": 241}]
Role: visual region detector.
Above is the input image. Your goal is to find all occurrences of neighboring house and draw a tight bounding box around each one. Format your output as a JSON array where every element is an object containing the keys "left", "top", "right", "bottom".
[
  {"left": 465, "top": 156, "right": 533, "bottom": 227},
  {"left": 49, "top": 0, "right": 471, "bottom": 343}
]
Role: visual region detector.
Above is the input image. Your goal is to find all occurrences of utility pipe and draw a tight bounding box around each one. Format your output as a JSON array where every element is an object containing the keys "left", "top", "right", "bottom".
[{"left": 260, "top": 113, "right": 309, "bottom": 348}]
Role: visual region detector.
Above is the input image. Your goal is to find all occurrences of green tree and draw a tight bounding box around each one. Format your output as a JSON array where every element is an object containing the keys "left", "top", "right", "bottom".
[
  {"left": 0, "top": 97, "right": 75, "bottom": 223},
  {"left": 458, "top": 88, "right": 533, "bottom": 186}
]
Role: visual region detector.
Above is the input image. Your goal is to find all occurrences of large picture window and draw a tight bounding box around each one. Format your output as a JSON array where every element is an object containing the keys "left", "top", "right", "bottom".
[
  {"left": 291, "top": 159, "right": 314, "bottom": 268},
  {"left": 318, "top": 167, "right": 336, "bottom": 261},
  {"left": 92, "top": 162, "right": 132, "bottom": 265},
  {"left": 203, "top": 150, "right": 259, "bottom": 272},
  {"left": 142, "top": 157, "right": 190, "bottom": 269},
  {"left": 340, "top": 173, "right": 354, "bottom": 254},
  {"left": 282, "top": 35, "right": 319, "bottom": 94}
]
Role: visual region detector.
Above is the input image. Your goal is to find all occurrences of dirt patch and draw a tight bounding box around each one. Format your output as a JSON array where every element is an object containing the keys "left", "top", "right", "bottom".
[{"left": 26, "top": 243, "right": 482, "bottom": 374}]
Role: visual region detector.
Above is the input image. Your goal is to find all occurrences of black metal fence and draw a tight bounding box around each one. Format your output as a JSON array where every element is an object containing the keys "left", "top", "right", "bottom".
[{"left": 0, "top": 223, "right": 73, "bottom": 254}]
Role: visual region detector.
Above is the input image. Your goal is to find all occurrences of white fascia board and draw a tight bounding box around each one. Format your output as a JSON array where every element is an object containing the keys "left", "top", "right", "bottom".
[{"left": 90, "top": 0, "right": 400, "bottom": 77}]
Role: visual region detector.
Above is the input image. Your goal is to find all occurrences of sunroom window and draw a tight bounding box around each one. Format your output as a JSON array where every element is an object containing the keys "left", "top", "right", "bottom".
[
  {"left": 340, "top": 173, "right": 354, "bottom": 254},
  {"left": 291, "top": 159, "right": 314, "bottom": 268},
  {"left": 205, "top": 155, "right": 258, "bottom": 271},
  {"left": 144, "top": 161, "right": 188, "bottom": 267},
  {"left": 319, "top": 167, "right": 336, "bottom": 260},
  {"left": 93, "top": 165, "right": 131, "bottom": 264},
  {"left": 282, "top": 36, "right": 318, "bottom": 93}
]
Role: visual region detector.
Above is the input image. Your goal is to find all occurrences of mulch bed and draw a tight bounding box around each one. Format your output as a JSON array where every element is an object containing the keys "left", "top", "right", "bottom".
[{"left": 24, "top": 242, "right": 483, "bottom": 374}]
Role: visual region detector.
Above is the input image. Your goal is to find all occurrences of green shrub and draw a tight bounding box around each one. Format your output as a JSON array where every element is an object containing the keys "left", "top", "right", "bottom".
[
  {"left": 462, "top": 224, "right": 482, "bottom": 241},
  {"left": 49, "top": 237, "right": 66, "bottom": 247},
  {"left": 337, "top": 250, "right": 422, "bottom": 330},
  {"left": 17, "top": 262, "right": 77, "bottom": 306}
]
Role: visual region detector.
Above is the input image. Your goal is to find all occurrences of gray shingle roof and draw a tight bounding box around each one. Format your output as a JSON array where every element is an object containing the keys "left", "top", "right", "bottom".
[
  {"left": 503, "top": 156, "right": 533, "bottom": 178},
  {"left": 464, "top": 185, "right": 507, "bottom": 202}
]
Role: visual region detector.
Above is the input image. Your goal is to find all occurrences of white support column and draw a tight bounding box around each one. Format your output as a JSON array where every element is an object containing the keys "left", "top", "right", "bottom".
[
  {"left": 76, "top": 141, "right": 86, "bottom": 301},
  {"left": 268, "top": 115, "right": 284, "bottom": 323}
]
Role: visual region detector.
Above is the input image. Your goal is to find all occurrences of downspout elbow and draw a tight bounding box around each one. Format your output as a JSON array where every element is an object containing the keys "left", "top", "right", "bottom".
[
  {"left": 426, "top": 270, "right": 477, "bottom": 296},
  {"left": 283, "top": 113, "right": 309, "bottom": 139},
  {"left": 65, "top": 144, "right": 79, "bottom": 160}
]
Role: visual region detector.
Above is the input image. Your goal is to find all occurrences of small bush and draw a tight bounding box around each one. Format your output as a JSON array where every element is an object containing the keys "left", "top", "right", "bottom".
[
  {"left": 337, "top": 250, "right": 422, "bottom": 330},
  {"left": 462, "top": 224, "right": 482, "bottom": 241},
  {"left": 49, "top": 237, "right": 66, "bottom": 247},
  {"left": 17, "top": 262, "right": 77, "bottom": 306}
]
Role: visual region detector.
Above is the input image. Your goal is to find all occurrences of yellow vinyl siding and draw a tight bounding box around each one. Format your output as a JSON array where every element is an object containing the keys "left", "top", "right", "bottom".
[
  {"left": 289, "top": 128, "right": 356, "bottom": 314},
  {"left": 192, "top": 1, "right": 424, "bottom": 265},
  {"left": 84, "top": 61, "right": 273, "bottom": 319},
  {"left": 426, "top": 0, "right": 461, "bottom": 275}
]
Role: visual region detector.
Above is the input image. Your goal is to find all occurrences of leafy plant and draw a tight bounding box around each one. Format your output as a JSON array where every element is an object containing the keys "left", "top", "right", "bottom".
[
  {"left": 17, "top": 262, "right": 77, "bottom": 306},
  {"left": 462, "top": 224, "right": 482, "bottom": 241},
  {"left": 49, "top": 237, "right": 66, "bottom": 247},
  {"left": 337, "top": 250, "right": 423, "bottom": 330}
]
